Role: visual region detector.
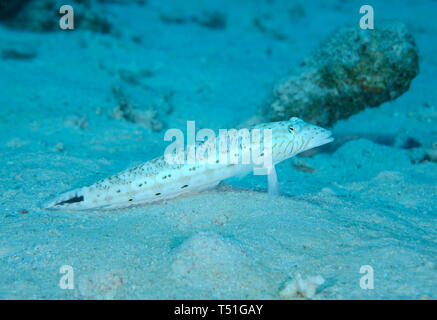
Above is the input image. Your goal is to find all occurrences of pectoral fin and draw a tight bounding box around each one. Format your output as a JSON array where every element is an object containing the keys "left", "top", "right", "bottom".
[{"left": 267, "top": 165, "right": 280, "bottom": 196}]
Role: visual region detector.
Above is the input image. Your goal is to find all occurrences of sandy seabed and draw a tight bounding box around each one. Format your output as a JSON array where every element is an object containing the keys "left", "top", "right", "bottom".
[{"left": 0, "top": 0, "right": 435, "bottom": 299}]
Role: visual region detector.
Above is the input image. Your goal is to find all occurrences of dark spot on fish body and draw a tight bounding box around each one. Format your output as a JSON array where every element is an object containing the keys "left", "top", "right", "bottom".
[
  {"left": 155, "top": 193, "right": 161, "bottom": 196},
  {"left": 56, "top": 195, "right": 84, "bottom": 206},
  {"left": 181, "top": 185, "right": 188, "bottom": 189}
]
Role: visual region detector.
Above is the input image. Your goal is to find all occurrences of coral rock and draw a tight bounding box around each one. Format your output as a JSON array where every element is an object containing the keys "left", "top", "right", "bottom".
[{"left": 264, "top": 22, "right": 419, "bottom": 127}]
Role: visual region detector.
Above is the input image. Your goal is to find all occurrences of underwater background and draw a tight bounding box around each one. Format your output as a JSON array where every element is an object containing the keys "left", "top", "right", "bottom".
[{"left": 0, "top": 0, "right": 435, "bottom": 299}]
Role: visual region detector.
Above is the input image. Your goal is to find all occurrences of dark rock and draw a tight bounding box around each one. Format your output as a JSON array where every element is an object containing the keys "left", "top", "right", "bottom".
[
  {"left": 2, "top": 48, "right": 37, "bottom": 60},
  {"left": 263, "top": 22, "right": 420, "bottom": 127},
  {"left": 253, "top": 16, "right": 287, "bottom": 40},
  {"left": 0, "top": 0, "right": 30, "bottom": 21},
  {"left": 192, "top": 11, "right": 227, "bottom": 30},
  {"left": 401, "top": 137, "right": 422, "bottom": 149}
]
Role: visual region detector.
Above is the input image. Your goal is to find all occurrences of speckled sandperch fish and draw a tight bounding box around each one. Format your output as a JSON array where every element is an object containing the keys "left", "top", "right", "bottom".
[{"left": 45, "top": 117, "right": 333, "bottom": 210}]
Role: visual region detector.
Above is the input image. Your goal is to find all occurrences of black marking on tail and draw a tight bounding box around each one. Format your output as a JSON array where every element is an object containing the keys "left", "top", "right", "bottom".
[{"left": 56, "top": 195, "right": 84, "bottom": 206}]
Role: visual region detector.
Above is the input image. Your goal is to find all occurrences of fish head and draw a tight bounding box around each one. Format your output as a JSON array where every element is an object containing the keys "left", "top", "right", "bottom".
[{"left": 270, "top": 117, "right": 334, "bottom": 162}]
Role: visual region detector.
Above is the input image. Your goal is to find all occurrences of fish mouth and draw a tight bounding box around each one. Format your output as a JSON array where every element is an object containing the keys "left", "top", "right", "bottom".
[{"left": 312, "top": 131, "right": 334, "bottom": 148}]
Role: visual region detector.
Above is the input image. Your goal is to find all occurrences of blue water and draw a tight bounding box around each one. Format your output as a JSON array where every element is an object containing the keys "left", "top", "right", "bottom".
[{"left": 0, "top": 0, "right": 435, "bottom": 299}]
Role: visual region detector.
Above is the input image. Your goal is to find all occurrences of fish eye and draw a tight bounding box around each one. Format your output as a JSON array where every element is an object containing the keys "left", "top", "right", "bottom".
[{"left": 288, "top": 123, "right": 302, "bottom": 134}]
